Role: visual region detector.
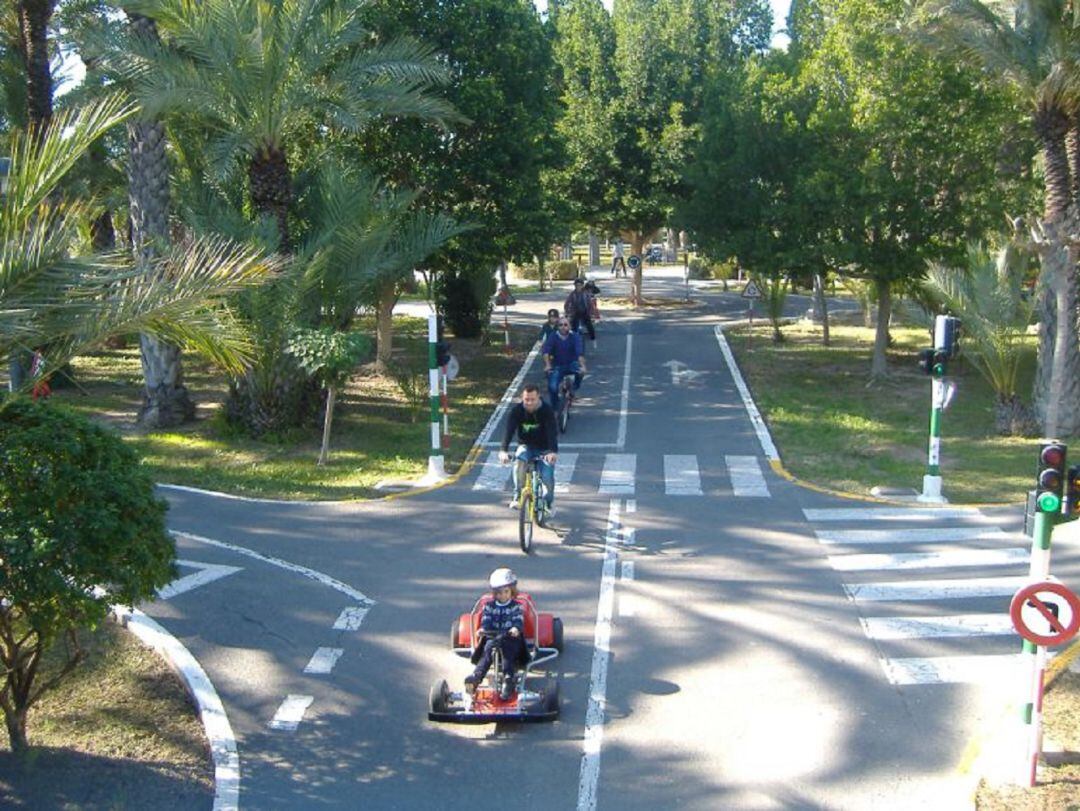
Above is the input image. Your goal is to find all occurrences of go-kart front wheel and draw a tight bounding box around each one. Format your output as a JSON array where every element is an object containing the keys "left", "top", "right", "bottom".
[{"left": 429, "top": 678, "right": 451, "bottom": 715}]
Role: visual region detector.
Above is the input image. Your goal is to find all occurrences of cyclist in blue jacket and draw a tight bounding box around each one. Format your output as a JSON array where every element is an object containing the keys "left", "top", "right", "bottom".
[{"left": 542, "top": 315, "right": 587, "bottom": 412}]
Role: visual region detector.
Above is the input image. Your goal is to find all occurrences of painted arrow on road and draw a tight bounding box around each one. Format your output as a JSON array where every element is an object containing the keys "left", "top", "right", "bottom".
[
  {"left": 157, "top": 559, "right": 243, "bottom": 600},
  {"left": 662, "top": 360, "right": 703, "bottom": 385}
]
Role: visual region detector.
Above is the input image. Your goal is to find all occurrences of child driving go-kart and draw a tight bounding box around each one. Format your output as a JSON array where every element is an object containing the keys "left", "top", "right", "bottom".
[{"left": 465, "top": 568, "right": 527, "bottom": 699}]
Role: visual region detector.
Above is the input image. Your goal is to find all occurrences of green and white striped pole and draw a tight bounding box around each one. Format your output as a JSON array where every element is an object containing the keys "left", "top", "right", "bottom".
[
  {"left": 1018, "top": 507, "right": 1054, "bottom": 786},
  {"left": 918, "top": 375, "right": 946, "bottom": 503},
  {"left": 423, "top": 313, "right": 446, "bottom": 483}
]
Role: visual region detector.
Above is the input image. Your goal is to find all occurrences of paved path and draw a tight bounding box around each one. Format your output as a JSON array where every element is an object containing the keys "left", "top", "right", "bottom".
[{"left": 145, "top": 273, "right": 1080, "bottom": 809}]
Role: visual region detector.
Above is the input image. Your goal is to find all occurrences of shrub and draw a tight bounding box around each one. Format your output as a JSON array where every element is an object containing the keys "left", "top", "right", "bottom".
[
  {"left": 712, "top": 259, "right": 738, "bottom": 280},
  {"left": 687, "top": 258, "right": 712, "bottom": 280},
  {"left": 436, "top": 269, "right": 494, "bottom": 338},
  {"left": 0, "top": 399, "right": 175, "bottom": 751},
  {"left": 510, "top": 262, "right": 540, "bottom": 280},
  {"left": 548, "top": 260, "right": 579, "bottom": 281}
]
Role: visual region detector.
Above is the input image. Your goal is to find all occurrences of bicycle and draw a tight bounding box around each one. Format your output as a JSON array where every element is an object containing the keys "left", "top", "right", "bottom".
[
  {"left": 556, "top": 373, "right": 575, "bottom": 433},
  {"left": 515, "top": 457, "right": 550, "bottom": 553}
]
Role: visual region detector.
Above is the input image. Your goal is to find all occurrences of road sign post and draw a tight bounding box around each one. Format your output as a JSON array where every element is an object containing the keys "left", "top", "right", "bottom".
[
  {"left": 742, "top": 279, "right": 762, "bottom": 353},
  {"left": 422, "top": 313, "right": 447, "bottom": 484},
  {"left": 1010, "top": 578, "right": 1080, "bottom": 786}
]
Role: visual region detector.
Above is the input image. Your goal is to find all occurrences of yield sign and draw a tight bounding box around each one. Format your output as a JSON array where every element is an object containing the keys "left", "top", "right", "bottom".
[
  {"left": 1009, "top": 580, "right": 1080, "bottom": 647},
  {"left": 742, "top": 279, "right": 762, "bottom": 299},
  {"left": 157, "top": 559, "right": 242, "bottom": 600}
]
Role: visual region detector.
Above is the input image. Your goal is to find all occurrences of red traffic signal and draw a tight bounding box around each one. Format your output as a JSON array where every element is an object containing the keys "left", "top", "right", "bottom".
[
  {"left": 1036, "top": 442, "right": 1068, "bottom": 513},
  {"left": 1066, "top": 465, "right": 1080, "bottom": 516}
]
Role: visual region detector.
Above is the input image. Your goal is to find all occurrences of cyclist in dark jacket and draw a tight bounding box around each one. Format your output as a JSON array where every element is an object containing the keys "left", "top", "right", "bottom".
[{"left": 499, "top": 384, "right": 558, "bottom": 512}]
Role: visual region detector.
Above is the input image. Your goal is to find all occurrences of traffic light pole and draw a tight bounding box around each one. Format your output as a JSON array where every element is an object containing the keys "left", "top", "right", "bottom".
[
  {"left": 918, "top": 376, "right": 947, "bottom": 503},
  {"left": 1018, "top": 509, "right": 1055, "bottom": 786}
]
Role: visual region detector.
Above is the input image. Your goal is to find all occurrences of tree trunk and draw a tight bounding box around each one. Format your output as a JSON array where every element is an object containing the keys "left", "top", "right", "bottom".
[
  {"left": 995, "top": 393, "right": 1035, "bottom": 436},
  {"left": 870, "top": 278, "right": 891, "bottom": 378},
  {"left": 90, "top": 210, "right": 115, "bottom": 250},
  {"left": 375, "top": 283, "right": 396, "bottom": 373},
  {"left": 497, "top": 261, "right": 508, "bottom": 289},
  {"left": 631, "top": 234, "right": 645, "bottom": 306},
  {"left": 248, "top": 144, "right": 292, "bottom": 250},
  {"left": 538, "top": 255, "right": 546, "bottom": 292},
  {"left": 665, "top": 228, "right": 677, "bottom": 262},
  {"left": 1042, "top": 229, "right": 1080, "bottom": 437},
  {"left": 4, "top": 705, "right": 29, "bottom": 753},
  {"left": 813, "top": 272, "right": 830, "bottom": 346},
  {"left": 17, "top": 0, "right": 54, "bottom": 131},
  {"left": 1036, "top": 104, "right": 1072, "bottom": 224},
  {"left": 128, "top": 14, "right": 195, "bottom": 429},
  {"left": 588, "top": 230, "right": 599, "bottom": 267},
  {"left": 317, "top": 387, "right": 335, "bottom": 466}
]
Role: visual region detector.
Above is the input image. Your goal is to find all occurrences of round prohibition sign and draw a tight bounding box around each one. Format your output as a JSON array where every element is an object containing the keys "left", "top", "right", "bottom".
[
  {"left": 1009, "top": 580, "right": 1080, "bottom": 647},
  {"left": 627, "top": 254, "right": 641, "bottom": 270}
]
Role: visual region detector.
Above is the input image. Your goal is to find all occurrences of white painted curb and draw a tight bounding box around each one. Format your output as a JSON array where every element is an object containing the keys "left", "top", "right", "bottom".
[{"left": 113, "top": 605, "right": 240, "bottom": 811}]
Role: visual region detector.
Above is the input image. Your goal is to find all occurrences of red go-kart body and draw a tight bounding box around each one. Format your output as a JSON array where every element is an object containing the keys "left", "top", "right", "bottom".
[{"left": 428, "top": 592, "right": 563, "bottom": 724}]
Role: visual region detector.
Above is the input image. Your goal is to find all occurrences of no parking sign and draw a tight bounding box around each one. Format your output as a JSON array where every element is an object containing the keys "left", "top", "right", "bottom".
[{"left": 1009, "top": 579, "right": 1080, "bottom": 647}]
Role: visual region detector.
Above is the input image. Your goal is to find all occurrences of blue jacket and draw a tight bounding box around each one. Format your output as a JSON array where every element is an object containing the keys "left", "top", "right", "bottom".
[
  {"left": 480, "top": 598, "right": 524, "bottom": 635},
  {"left": 543, "top": 330, "right": 583, "bottom": 368}
]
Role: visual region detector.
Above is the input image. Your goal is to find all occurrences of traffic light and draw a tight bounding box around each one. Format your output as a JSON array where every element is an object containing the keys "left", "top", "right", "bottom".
[
  {"left": 934, "top": 314, "right": 961, "bottom": 358},
  {"left": 917, "top": 348, "right": 948, "bottom": 376},
  {"left": 1065, "top": 465, "right": 1080, "bottom": 516},
  {"left": 435, "top": 340, "right": 452, "bottom": 368},
  {"left": 1035, "top": 441, "right": 1067, "bottom": 513}
]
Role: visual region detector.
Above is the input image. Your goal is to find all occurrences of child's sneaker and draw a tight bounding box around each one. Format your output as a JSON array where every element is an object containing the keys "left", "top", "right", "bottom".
[
  {"left": 464, "top": 674, "right": 480, "bottom": 694},
  {"left": 499, "top": 675, "right": 515, "bottom": 701}
]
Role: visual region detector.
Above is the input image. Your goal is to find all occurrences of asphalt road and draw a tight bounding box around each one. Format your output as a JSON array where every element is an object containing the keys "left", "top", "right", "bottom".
[{"left": 146, "top": 270, "right": 1080, "bottom": 810}]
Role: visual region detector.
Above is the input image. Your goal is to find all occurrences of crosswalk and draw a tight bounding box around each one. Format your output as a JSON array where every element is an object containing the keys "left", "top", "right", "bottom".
[
  {"left": 804, "top": 506, "right": 1034, "bottom": 686},
  {"left": 471, "top": 451, "right": 771, "bottom": 497}
]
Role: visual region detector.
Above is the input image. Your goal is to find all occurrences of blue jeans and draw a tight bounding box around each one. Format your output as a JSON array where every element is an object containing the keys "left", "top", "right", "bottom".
[
  {"left": 513, "top": 445, "right": 555, "bottom": 509},
  {"left": 547, "top": 363, "right": 581, "bottom": 412}
]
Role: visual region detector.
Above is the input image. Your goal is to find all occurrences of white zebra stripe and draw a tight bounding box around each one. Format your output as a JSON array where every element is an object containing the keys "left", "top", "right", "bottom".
[
  {"left": 599, "top": 454, "right": 636, "bottom": 495},
  {"left": 881, "top": 654, "right": 1023, "bottom": 686},
  {"left": 844, "top": 576, "right": 1026, "bottom": 602},
  {"left": 816, "top": 527, "right": 1009, "bottom": 545},
  {"left": 726, "top": 455, "right": 770, "bottom": 497},
  {"left": 473, "top": 451, "right": 512, "bottom": 491},
  {"left": 664, "top": 455, "right": 703, "bottom": 495},
  {"left": 555, "top": 452, "right": 579, "bottom": 494},
  {"left": 803, "top": 506, "right": 993, "bottom": 522},
  {"left": 828, "top": 547, "right": 1029, "bottom": 572},
  {"left": 861, "top": 614, "right": 1014, "bottom": 640}
]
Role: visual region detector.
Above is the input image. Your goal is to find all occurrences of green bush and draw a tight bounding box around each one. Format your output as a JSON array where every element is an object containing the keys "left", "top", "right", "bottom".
[
  {"left": 436, "top": 269, "right": 495, "bottom": 338},
  {"left": 0, "top": 399, "right": 175, "bottom": 751},
  {"left": 712, "top": 259, "right": 738, "bottom": 280},
  {"left": 511, "top": 262, "right": 540, "bottom": 280},
  {"left": 687, "top": 258, "right": 713, "bottom": 280},
  {"left": 549, "top": 260, "right": 579, "bottom": 281}
]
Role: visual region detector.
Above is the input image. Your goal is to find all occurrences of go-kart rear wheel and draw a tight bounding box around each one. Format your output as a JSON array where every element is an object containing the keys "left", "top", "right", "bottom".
[
  {"left": 552, "top": 617, "right": 564, "bottom": 652},
  {"left": 543, "top": 680, "right": 560, "bottom": 715},
  {"left": 429, "top": 678, "right": 451, "bottom": 714}
]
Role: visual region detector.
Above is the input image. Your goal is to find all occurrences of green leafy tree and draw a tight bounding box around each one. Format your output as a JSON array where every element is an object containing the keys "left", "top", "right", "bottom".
[
  {"left": 924, "top": 239, "right": 1037, "bottom": 434},
  {"left": 0, "top": 399, "right": 175, "bottom": 752},
  {"left": 358, "top": 0, "right": 563, "bottom": 335},
  {"left": 285, "top": 328, "right": 370, "bottom": 465}
]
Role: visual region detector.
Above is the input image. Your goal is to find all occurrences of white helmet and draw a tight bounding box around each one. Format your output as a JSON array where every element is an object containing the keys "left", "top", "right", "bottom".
[{"left": 489, "top": 567, "right": 518, "bottom": 589}]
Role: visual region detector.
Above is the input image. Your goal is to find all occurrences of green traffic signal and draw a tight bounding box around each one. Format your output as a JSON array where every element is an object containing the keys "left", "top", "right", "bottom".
[{"left": 1036, "top": 441, "right": 1068, "bottom": 514}]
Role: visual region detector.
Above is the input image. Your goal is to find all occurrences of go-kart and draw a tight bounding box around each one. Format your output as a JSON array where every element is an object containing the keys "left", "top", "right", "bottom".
[{"left": 428, "top": 592, "right": 563, "bottom": 723}]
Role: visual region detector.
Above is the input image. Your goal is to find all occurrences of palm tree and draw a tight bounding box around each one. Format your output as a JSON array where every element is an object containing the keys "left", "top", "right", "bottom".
[
  {"left": 123, "top": 0, "right": 458, "bottom": 249},
  {"left": 924, "top": 240, "right": 1037, "bottom": 434},
  {"left": 126, "top": 12, "right": 195, "bottom": 427},
  {"left": 913, "top": 0, "right": 1080, "bottom": 437},
  {"left": 1, "top": 96, "right": 278, "bottom": 392}
]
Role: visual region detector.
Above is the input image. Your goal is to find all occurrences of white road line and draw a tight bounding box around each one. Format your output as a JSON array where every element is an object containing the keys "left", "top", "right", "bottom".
[
  {"left": 171, "top": 531, "right": 375, "bottom": 606},
  {"left": 473, "top": 451, "right": 512, "bottom": 491},
  {"left": 844, "top": 576, "right": 1028, "bottom": 602},
  {"left": 862, "top": 614, "right": 1015, "bottom": 640},
  {"left": 726, "top": 455, "right": 770, "bottom": 497},
  {"left": 474, "top": 340, "right": 544, "bottom": 449},
  {"left": 625, "top": 499, "right": 636, "bottom": 513},
  {"left": 816, "top": 527, "right": 1009, "bottom": 545},
  {"left": 599, "top": 454, "right": 636, "bottom": 495},
  {"left": 882, "top": 654, "right": 1023, "bottom": 685},
  {"left": 269, "top": 695, "right": 314, "bottom": 731},
  {"left": 616, "top": 333, "right": 633, "bottom": 449},
  {"left": 664, "top": 455, "right": 703, "bottom": 495},
  {"left": 621, "top": 561, "right": 635, "bottom": 580},
  {"left": 157, "top": 560, "right": 242, "bottom": 600},
  {"left": 577, "top": 499, "right": 622, "bottom": 811},
  {"left": 333, "top": 606, "right": 371, "bottom": 631},
  {"left": 713, "top": 327, "right": 780, "bottom": 461},
  {"left": 803, "top": 507, "right": 993, "bottom": 522},
  {"left": 303, "top": 647, "right": 344, "bottom": 674},
  {"left": 828, "top": 548, "right": 1029, "bottom": 572},
  {"left": 555, "top": 452, "right": 579, "bottom": 494}
]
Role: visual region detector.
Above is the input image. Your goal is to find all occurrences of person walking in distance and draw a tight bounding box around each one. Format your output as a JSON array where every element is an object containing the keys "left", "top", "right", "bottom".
[{"left": 610, "top": 236, "right": 626, "bottom": 277}]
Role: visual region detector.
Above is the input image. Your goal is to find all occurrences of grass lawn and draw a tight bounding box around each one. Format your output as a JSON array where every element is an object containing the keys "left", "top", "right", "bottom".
[
  {"left": 50, "top": 316, "right": 536, "bottom": 500},
  {"left": 726, "top": 321, "right": 1066, "bottom": 505},
  {"left": 0, "top": 620, "right": 213, "bottom": 809}
]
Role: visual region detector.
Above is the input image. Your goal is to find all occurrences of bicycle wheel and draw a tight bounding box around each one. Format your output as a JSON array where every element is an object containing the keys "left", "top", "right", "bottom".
[
  {"left": 558, "top": 383, "right": 570, "bottom": 433},
  {"left": 518, "top": 489, "right": 533, "bottom": 553}
]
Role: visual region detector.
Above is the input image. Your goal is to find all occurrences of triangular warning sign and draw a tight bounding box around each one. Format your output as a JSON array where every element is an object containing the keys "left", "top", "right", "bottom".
[{"left": 742, "top": 279, "right": 762, "bottom": 299}]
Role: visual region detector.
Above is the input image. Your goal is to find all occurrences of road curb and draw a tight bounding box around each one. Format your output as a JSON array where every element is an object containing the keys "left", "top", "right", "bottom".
[{"left": 112, "top": 605, "right": 239, "bottom": 811}]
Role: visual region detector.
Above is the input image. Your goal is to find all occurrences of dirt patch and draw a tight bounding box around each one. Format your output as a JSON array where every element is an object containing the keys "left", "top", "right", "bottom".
[{"left": 0, "top": 620, "right": 213, "bottom": 810}]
